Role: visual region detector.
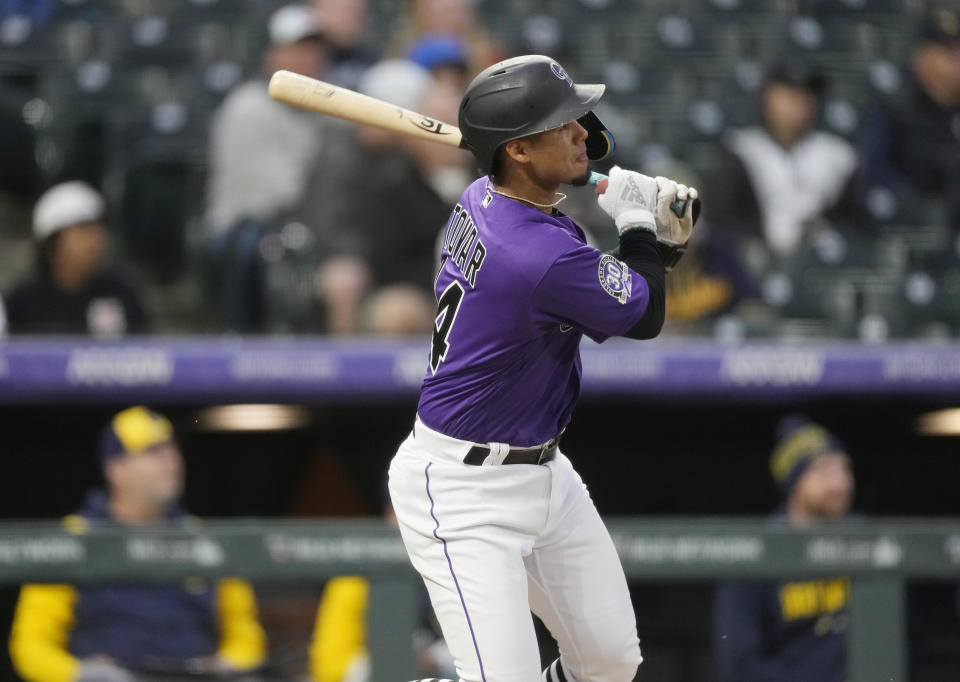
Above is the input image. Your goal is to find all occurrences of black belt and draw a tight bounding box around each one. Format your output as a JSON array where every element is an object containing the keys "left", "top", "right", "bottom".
[{"left": 463, "top": 437, "right": 560, "bottom": 466}]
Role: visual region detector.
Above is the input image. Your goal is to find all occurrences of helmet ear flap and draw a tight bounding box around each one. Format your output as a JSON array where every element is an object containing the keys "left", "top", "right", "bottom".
[{"left": 579, "top": 111, "right": 615, "bottom": 161}]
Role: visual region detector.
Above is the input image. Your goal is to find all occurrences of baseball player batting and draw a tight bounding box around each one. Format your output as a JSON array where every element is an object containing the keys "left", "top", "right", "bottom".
[{"left": 388, "top": 54, "right": 698, "bottom": 682}]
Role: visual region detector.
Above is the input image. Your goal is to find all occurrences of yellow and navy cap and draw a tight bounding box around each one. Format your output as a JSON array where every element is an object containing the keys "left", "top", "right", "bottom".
[
  {"left": 98, "top": 406, "right": 174, "bottom": 461},
  {"left": 770, "top": 414, "right": 845, "bottom": 496}
]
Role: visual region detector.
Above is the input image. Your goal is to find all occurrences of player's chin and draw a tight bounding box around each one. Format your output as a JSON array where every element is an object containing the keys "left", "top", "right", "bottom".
[{"left": 569, "top": 166, "right": 592, "bottom": 187}]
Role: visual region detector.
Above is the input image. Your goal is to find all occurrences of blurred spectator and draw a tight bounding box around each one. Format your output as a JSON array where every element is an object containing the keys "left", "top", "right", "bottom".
[
  {"left": 354, "top": 61, "right": 473, "bottom": 335},
  {"left": 4, "top": 181, "right": 149, "bottom": 336},
  {"left": 861, "top": 4, "right": 960, "bottom": 229},
  {"left": 644, "top": 163, "right": 765, "bottom": 334},
  {"left": 664, "top": 220, "right": 766, "bottom": 335},
  {"left": 714, "top": 415, "right": 855, "bottom": 682},
  {"left": 205, "top": 3, "right": 373, "bottom": 333},
  {"left": 311, "top": 0, "right": 377, "bottom": 90},
  {"left": 705, "top": 58, "right": 863, "bottom": 259},
  {"left": 285, "top": 60, "right": 434, "bottom": 336},
  {"left": 388, "top": 0, "right": 506, "bottom": 77},
  {"left": 406, "top": 33, "right": 472, "bottom": 91},
  {"left": 8, "top": 406, "right": 267, "bottom": 682},
  {"left": 205, "top": 3, "right": 329, "bottom": 233},
  {"left": 298, "top": 58, "right": 453, "bottom": 336}
]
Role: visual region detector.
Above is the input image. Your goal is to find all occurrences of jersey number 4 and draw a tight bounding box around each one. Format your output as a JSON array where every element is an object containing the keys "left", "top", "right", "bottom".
[{"left": 430, "top": 281, "right": 464, "bottom": 374}]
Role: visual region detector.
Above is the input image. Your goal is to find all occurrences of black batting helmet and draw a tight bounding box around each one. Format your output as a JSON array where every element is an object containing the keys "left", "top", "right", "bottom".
[{"left": 458, "top": 55, "right": 615, "bottom": 174}]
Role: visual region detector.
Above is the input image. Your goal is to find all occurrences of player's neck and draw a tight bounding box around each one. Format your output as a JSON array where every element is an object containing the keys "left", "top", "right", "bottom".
[{"left": 492, "top": 169, "right": 562, "bottom": 214}]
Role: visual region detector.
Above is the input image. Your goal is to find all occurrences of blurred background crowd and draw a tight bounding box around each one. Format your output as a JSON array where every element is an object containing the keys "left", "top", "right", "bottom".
[{"left": 0, "top": 0, "right": 958, "bottom": 341}]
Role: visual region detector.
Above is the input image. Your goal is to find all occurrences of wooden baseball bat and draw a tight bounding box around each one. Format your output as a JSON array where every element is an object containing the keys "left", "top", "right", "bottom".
[
  {"left": 268, "top": 69, "right": 466, "bottom": 148},
  {"left": 267, "top": 70, "right": 693, "bottom": 212},
  {"left": 268, "top": 71, "right": 613, "bottom": 186}
]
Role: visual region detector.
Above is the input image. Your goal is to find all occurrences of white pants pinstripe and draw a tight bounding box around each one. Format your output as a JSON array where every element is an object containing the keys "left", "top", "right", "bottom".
[{"left": 388, "top": 420, "right": 642, "bottom": 682}]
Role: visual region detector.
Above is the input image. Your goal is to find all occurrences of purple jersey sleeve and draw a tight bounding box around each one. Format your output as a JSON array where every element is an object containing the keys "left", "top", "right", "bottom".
[{"left": 531, "top": 243, "right": 651, "bottom": 343}]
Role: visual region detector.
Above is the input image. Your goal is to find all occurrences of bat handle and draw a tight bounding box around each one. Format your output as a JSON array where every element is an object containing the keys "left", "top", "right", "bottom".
[{"left": 589, "top": 171, "right": 689, "bottom": 219}]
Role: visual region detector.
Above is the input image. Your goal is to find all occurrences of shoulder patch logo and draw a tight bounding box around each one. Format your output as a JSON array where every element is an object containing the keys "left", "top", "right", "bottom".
[
  {"left": 598, "top": 255, "right": 632, "bottom": 304},
  {"left": 482, "top": 190, "right": 493, "bottom": 208}
]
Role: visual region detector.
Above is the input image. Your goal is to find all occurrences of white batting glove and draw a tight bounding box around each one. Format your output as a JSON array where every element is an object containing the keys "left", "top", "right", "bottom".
[
  {"left": 596, "top": 166, "right": 658, "bottom": 235},
  {"left": 654, "top": 176, "right": 699, "bottom": 245}
]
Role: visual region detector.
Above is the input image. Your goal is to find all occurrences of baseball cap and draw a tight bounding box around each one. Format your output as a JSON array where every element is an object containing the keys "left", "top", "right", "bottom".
[
  {"left": 764, "top": 57, "right": 826, "bottom": 96},
  {"left": 99, "top": 406, "right": 175, "bottom": 462},
  {"left": 769, "top": 414, "right": 845, "bottom": 496},
  {"left": 406, "top": 34, "right": 469, "bottom": 72},
  {"left": 916, "top": 5, "right": 960, "bottom": 45},
  {"left": 269, "top": 3, "right": 324, "bottom": 47},
  {"left": 32, "top": 181, "right": 105, "bottom": 242}
]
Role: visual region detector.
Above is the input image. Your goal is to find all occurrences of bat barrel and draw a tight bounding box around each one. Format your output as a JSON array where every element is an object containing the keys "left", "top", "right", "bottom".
[{"left": 268, "top": 70, "right": 464, "bottom": 149}]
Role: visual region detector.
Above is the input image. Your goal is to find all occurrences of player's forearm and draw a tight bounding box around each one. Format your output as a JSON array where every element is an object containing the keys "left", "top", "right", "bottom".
[{"left": 617, "top": 230, "right": 665, "bottom": 339}]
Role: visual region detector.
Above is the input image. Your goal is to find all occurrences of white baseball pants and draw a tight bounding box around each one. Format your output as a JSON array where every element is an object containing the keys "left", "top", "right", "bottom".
[{"left": 387, "top": 419, "right": 642, "bottom": 682}]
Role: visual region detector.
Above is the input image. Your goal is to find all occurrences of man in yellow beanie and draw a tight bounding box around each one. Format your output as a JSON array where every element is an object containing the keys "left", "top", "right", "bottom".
[
  {"left": 714, "top": 414, "right": 855, "bottom": 682},
  {"left": 9, "top": 406, "right": 266, "bottom": 682}
]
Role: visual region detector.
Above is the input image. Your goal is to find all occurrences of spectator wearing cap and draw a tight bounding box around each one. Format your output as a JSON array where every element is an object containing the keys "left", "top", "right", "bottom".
[
  {"left": 206, "top": 3, "right": 376, "bottom": 333},
  {"left": 704, "top": 58, "right": 864, "bottom": 259},
  {"left": 206, "top": 2, "right": 330, "bottom": 235},
  {"left": 4, "top": 181, "right": 148, "bottom": 336},
  {"left": 311, "top": 0, "right": 377, "bottom": 90},
  {"left": 9, "top": 406, "right": 267, "bottom": 682},
  {"left": 298, "top": 58, "right": 465, "bottom": 336},
  {"left": 387, "top": 0, "right": 506, "bottom": 77},
  {"left": 713, "top": 415, "right": 855, "bottom": 682},
  {"left": 861, "top": 4, "right": 960, "bottom": 229},
  {"left": 406, "top": 33, "right": 471, "bottom": 90},
  {"left": 350, "top": 59, "right": 473, "bottom": 335}
]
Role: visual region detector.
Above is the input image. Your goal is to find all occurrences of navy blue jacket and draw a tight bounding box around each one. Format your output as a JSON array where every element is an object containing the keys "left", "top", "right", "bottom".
[
  {"left": 68, "top": 491, "right": 219, "bottom": 667},
  {"left": 714, "top": 512, "right": 849, "bottom": 682}
]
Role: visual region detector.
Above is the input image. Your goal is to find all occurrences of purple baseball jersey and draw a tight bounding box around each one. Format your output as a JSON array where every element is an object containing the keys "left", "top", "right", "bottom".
[{"left": 417, "top": 177, "right": 651, "bottom": 446}]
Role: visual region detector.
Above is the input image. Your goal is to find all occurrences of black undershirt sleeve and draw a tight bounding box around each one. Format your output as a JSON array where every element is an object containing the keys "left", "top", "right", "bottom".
[{"left": 614, "top": 229, "right": 665, "bottom": 340}]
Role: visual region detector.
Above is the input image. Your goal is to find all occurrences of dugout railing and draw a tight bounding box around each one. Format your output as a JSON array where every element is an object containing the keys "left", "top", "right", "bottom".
[{"left": 0, "top": 518, "right": 956, "bottom": 682}]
